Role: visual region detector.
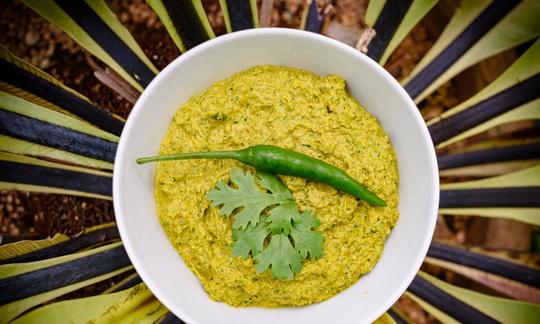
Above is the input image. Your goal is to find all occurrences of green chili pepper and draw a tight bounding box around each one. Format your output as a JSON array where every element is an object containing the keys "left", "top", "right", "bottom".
[{"left": 137, "top": 144, "right": 386, "bottom": 207}]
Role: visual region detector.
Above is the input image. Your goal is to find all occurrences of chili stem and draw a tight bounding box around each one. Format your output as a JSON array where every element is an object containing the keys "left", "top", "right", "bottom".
[{"left": 136, "top": 151, "right": 242, "bottom": 164}]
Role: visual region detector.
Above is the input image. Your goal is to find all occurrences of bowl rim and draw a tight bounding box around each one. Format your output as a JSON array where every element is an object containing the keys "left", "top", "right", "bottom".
[{"left": 113, "top": 27, "right": 439, "bottom": 324}]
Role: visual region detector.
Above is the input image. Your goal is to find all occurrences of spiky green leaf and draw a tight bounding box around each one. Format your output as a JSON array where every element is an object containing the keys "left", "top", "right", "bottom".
[
  {"left": 0, "top": 152, "right": 112, "bottom": 200},
  {"left": 441, "top": 164, "right": 540, "bottom": 189},
  {"left": 424, "top": 257, "right": 540, "bottom": 303},
  {"left": 219, "top": 0, "right": 259, "bottom": 33},
  {"left": 404, "top": 0, "right": 540, "bottom": 102},
  {"left": 147, "top": 0, "right": 215, "bottom": 53},
  {"left": 366, "top": 0, "right": 438, "bottom": 64},
  {"left": 418, "top": 271, "right": 540, "bottom": 323},
  {"left": 11, "top": 283, "right": 164, "bottom": 324}
]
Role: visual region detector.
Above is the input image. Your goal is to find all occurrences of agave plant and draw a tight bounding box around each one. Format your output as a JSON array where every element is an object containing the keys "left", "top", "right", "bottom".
[{"left": 1, "top": 0, "right": 539, "bottom": 323}]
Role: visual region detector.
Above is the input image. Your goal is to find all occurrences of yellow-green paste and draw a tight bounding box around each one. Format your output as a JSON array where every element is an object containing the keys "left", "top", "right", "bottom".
[{"left": 155, "top": 65, "right": 399, "bottom": 307}]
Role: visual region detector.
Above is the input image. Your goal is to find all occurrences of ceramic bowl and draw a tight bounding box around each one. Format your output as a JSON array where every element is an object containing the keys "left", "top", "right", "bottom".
[{"left": 113, "top": 28, "right": 439, "bottom": 324}]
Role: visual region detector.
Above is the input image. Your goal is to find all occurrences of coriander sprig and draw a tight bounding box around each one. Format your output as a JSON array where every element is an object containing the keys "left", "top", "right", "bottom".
[{"left": 206, "top": 169, "right": 324, "bottom": 280}]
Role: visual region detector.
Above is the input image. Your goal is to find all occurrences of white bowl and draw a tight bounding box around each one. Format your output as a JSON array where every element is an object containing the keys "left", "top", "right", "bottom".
[{"left": 114, "top": 28, "right": 439, "bottom": 324}]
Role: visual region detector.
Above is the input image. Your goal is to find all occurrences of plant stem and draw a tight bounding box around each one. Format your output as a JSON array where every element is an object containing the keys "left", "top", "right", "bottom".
[{"left": 136, "top": 150, "right": 243, "bottom": 164}]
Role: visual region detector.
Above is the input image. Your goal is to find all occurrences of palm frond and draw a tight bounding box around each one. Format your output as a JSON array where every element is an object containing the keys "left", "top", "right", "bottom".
[
  {"left": 0, "top": 224, "right": 119, "bottom": 265},
  {"left": 438, "top": 143, "right": 540, "bottom": 170},
  {"left": 219, "top": 0, "right": 259, "bottom": 32},
  {"left": 440, "top": 187, "right": 540, "bottom": 208},
  {"left": 405, "top": 291, "right": 459, "bottom": 324},
  {"left": 0, "top": 266, "right": 130, "bottom": 323},
  {"left": 373, "top": 311, "right": 398, "bottom": 324},
  {"left": 439, "top": 160, "right": 540, "bottom": 178},
  {"left": 424, "top": 256, "right": 540, "bottom": 303},
  {"left": 0, "top": 240, "right": 131, "bottom": 323},
  {"left": 428, "top": 38, "right": 540, "bottom": 147},
  {"left": 386, "top": 308, "right": 408, "bottom": 324},
  {"left": 0, "top": 46, "right": 124, "bottom": 136},
  {"left": 442, "top": 164, "right": 539, "bottom": 189},
  {"left": 0, "top": 92, "right": 118, "bottom": 169},
  {"left": 409, "top": 271, "right": 540, "bottom": 323},
  {"left": 11, "top": 284, "right": 142, "bottom": 323},
  {"left": 147, "top": 0, "right": 215, "bottom": 53},
  {"left": 437, "top": 99, "right": 540, "bottom": 149},
  {"left": 0, "top": 233, "right": 69, "bottom": 260},
  {"left": 403, "top": 0, "right": 540, "bottom": 102},
  {"left": 159, "top": 311, "right": 186, "bottom": 324},
  {"left": 365, "top": 0, "right": 438, "bottom": 64},
  {"left": 429, "top": 76, "right": 540, "bottom": 147},
  {"left": 0, "top": 152, "right": 112, "bottom": 199},
  {"left": 443, "top": 137, "right": 540, "bottom": 157},
  {"left": 8, "top": 282, "right": 163, "bottom": 324},
  {"left": 407, "top": 273, "right": 498, "bottom": 323},
  {"left": 0, "top": 226, "right": 141, "bottom": 323},
  {"left": 0, "top": 243, "right": 126, "bottom": 304},
  {"left": 427, "top": 242, "right": 540, "bottom": 288},
  {"left": 0, "top": 92, "right": 118, "bottom": 143},
  {"left": 21, "top": 0, "right": 159, "bottom": 91},
  {"left": 102, "top": 271, "right": 141, "bottom": 294},
  {"left": 439, "top": 165, "right": 540, "bottom": 225},
  {"left": 0, "top": 107, "right": 116, "bottom": 164},
  {"left": 0, "top": 135, "right": 113, "bottom": 171}
]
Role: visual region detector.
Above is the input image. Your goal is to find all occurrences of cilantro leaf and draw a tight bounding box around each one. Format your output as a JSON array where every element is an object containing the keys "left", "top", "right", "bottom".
[
  {"left": 231, "top": 219, "right": 270, "bottom": 258},
  {"left": 206, "top": 169, "right": 291, "bottom": 229},
  {"left": 206, "top": 169, "right": 324, "bottom": 280},
  {"left": 254, "top": 233, "right": 302, "bottom": 280},
  {"left": 292, "top": 210, "right": 320, "bottom": 228},
  {"left": 291, "top": 210, "right": 324, "bottom": 259},
  {"left": 256, "top": 172, "right": 292, "bottom": 198},
  {"left": 265, "top": 201, "right": 296, "bottom": 235}
]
